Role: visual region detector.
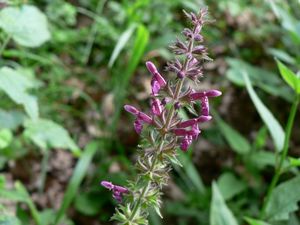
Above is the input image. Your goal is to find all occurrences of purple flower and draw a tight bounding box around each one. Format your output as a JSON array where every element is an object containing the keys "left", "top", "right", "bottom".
[
  {"left": 101, "top": 181, "right": 129, "bottom": 203},
  {"left": 201, "top": 96, "right": 209, "bottom": 116},
  {"left": 146, "top": 61, "right": 166, "bottom": 95},
  {"left": 189, "top": 89, "right": 222, "bottom": 100},
  {"left": 180, "top": 135, "right": 193, "bottom": 151},
  {"left": 178, "top": 115, "right": 211, "bottom": 128},
  {"left": 124, "top": 105, "right": 153, "bottom": 134},
  {"left": 134, "top": 120, "right": 143, "bottom": 134},
  {"left": 189, "top": 90, "right": 221, "bottom": 116},
  {"left": 151, "top": 98, "right": 163, "bottom": 115}
]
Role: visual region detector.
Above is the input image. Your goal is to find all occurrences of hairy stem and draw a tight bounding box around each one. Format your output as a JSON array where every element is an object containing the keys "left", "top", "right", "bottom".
[
  {"left": 260, "top": 94, "right": 300, "bottom": 218},
  {"left": 128, "top": 78, "right": 185, "bottom": 222}
]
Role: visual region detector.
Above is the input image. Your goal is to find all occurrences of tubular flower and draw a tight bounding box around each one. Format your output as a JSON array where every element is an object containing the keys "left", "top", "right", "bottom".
[
  {"left": 124, "top": 105, "right": 152, "bottom": 134},
  {"left": 146, "top": 61, "right": 166, "bottom": 95},
  {"left": 101, "top": 181, "right": 129, "bottom": 203}
]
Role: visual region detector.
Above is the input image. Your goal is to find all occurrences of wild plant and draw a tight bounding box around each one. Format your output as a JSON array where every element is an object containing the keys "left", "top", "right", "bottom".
[{"left": 101, "top": 8, "right": 222, "bottom": 224}]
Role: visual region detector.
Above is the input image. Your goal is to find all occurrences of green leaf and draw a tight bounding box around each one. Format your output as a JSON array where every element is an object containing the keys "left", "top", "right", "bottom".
[
  {"left": 54, "top": 141, "right": 98, "bottom": 225},
  {"left": 244, "top": 217, "right": 271, "bottom": 225},
  {"left": 276, "top": 60, "right": 300, "bottom": 94},
  {"left": 0, "top": 110, "right": 25, "bottom": 130},
  {"left": 0, "top": 5, "right": 50, "bottom": 47},
  {"left": 210, "top": 182, "right": 239, "bottom": 225},
  {"left": 0, "top": 215, "right": 21, "bottom": 225},
  {"left": 177, "top": 150, "right": 206, "bottom": 194},
  {"left": 267, "top": 48, "right": 296, "bottom": 65},
  {"left": 0, "top": 129, "right": 13, "bottom": 149},
  {"left": 289, "top": 157, "right": 300, "bottom": 167},
  {"left": 226, "top": 58, "right": 293, "bottom": 102},
  {"left": 0, "top": 67, "right": 39, "bottom": 120},
  {"left": 108, "top": 24, "right": 136, "bottom": 68},
  {"left": 122, "top": 24, "right": 149, "bottom": 87},
  {"left": 243, "top": 72, "right": 285, "bottom": 152},
  {"left": 24, "top": 119, "right": 80, "bottom": 155},
  {"left": 217, "top": 172, "right": 247, "bottom": 200},
  {"left": 265, "top": 175, "right": 300, "bottom": 221},
  {"left": 214, "top": 113, "right": 251, "bottom": 154}
]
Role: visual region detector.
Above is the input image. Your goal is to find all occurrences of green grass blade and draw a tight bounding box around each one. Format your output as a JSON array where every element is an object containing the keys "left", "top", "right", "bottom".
[
  {"left": 111, "top": 24, "right": 149, "bottom": 132},
  {"left": 54, "top": 141, "right": 98, "bottom": 225},
  {"left": 108, "top": 24, "right": 136, "bottom": 68}
]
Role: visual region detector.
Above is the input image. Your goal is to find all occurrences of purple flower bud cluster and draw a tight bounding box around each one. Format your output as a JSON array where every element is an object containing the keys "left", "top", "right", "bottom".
[
  {"left": 101, "top": 181, "right": 129, "bottom": 203},
  {"left": 122, "top": 8, "right": 222, "bottom": 151}
]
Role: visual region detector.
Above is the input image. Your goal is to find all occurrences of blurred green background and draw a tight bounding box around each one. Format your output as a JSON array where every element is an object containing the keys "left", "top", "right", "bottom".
[{"left": 0, "top": 0, "right": 300, "bottom": 224}]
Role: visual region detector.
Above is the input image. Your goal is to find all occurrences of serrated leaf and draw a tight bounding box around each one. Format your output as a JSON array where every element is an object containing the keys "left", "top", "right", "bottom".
[
  {"left": 0, "top": 5, "right": 50, "bottom": 47},
  {"left": 217, "top": 172, "right": 247, "bottom": 200},
  {"left": 24, "top": 119, "right": 80, "bottom": 155},
  {"left": 215, "top": 113, "right": 251, "bottom": 154},
  {"left": 0, "top": 129, "right": 13, "bottom": 149},
  {"left": 265, "top": 175, "right": 300, "bottom": 221},
  {"left": 244, "top": 217, "right": 271, "bottom": 225},
  {"left": 210, "top": 182, "right": 239, "bottom": 225},
  {"left": 0, "top": 67, "right": 39, "bottom": 120},
  {"left": 276, "top": 60, "right": 300, "bottom": 94},
  {"left": 243, "top": 72, "right": 285, "bottom": 152}
]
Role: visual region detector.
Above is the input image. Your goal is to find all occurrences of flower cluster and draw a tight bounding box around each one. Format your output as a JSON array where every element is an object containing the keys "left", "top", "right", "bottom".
[{"left": 101, "top": 8, "right": 222, "bottom": 224}]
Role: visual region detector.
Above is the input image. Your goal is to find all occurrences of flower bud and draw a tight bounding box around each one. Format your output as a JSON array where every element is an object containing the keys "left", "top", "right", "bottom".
[
  {"left": 124, "top": 105, "right": 139, "bottom": 115},
  {"left": 101, "top": 181, "right": 114, "bottom": 190}
]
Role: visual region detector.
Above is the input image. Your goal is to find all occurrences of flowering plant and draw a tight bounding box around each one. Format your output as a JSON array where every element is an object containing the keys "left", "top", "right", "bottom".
[{"left": 101, "top": 8, "right": 221, "bottom": 224}]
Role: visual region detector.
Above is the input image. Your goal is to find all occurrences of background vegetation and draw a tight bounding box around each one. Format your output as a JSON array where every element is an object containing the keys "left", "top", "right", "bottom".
[{"left": 0, "top": 0, "right": 300, "bottom": 224}]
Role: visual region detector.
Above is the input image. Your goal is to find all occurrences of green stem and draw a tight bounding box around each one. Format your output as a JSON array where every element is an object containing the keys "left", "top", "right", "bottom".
[
  {"left": 39, "top": 151, "right": 49, "bottom": 194},
  {"left": 260, "top": 94, "right": 300, "bottom": 218}
]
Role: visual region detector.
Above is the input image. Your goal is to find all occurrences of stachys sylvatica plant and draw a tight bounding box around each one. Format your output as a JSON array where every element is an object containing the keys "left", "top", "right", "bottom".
[{"left": 101, "top": 8, "right": 222, "bottom": 224}]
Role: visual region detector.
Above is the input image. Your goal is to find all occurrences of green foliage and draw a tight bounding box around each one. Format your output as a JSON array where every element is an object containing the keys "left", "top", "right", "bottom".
[
  {"left": 245, "top": 217, "right": 271, "bottom": 225},
  {"left": 215, "top": 113, "right": 251, "bottom": 154},
  {"left": 0, "top": 0, "right": 299, "bottom": 224},
  {"left": 0, "top": 5, "right": 50, "bottom": 47},
  {"left": 0, "top": 129, "right": 12, "bottom": 149},
  {"left": 265, "top": 175, "right": 300, "bottom": 222},
  {"left": 210, "top": 182, "right": 239, "bottom": 225},
  {"left": 54, "top": 141, "right": 98, "bottom": 225},
  {"left": 243, "top": 72, "right": 285, "bottom": 152},
  {"left": 276, "top": 60, "right": 300, "bottom": 94},
  {"left": 217, "top": 172, "right": 247, "bottom": 201},
  {"left": 23, "top": 119, "right": 80, "bottom": 155},
  {"left": 0, "top": 67, "right": 39, "bottom": 120}
]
